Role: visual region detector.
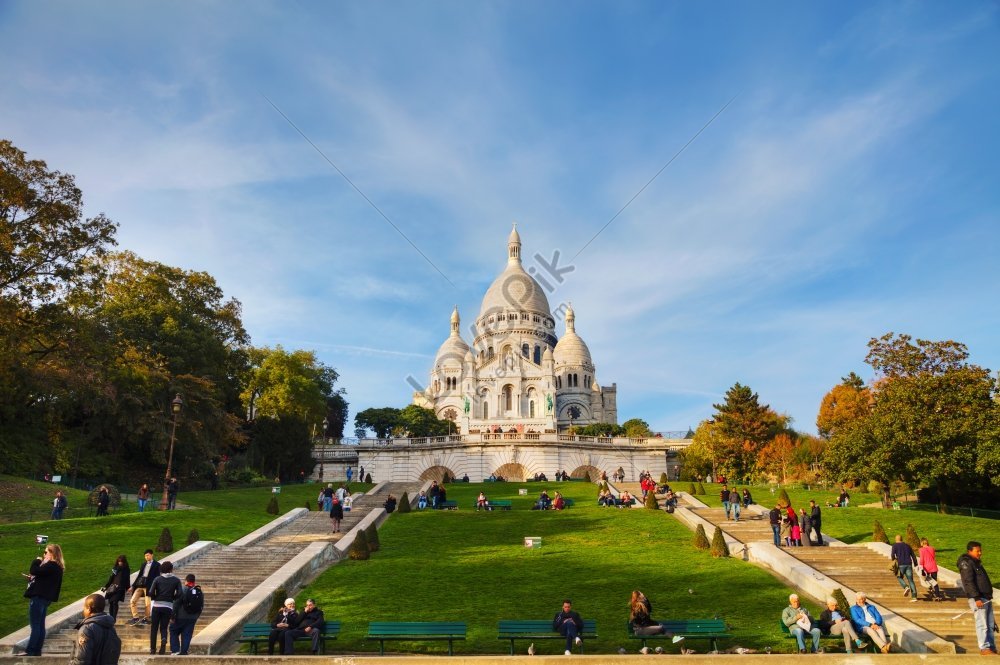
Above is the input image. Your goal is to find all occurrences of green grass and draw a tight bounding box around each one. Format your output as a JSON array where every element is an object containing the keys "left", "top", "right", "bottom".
[
  {"left": 693, "top": 482, "right": 998, "bottom": 579},
  {"left": 297, "top": 481, "right": 806, "bottom": 655},
  {"left": 0, "top": 480, "right": 372, "bottom": 638}
]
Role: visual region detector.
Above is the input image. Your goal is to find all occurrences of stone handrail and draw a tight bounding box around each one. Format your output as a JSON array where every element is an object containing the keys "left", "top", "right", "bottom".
[{"left": 351, "top": 433, "right": 691, "bottom": 447}]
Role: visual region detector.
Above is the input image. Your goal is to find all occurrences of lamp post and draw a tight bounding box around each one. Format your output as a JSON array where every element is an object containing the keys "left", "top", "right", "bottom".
[
  {"left": 319, "top": 417, "right": 329, "bottom": 481},
  {"left": 159, "top": 394, "right": 183, "bottom": 510}
]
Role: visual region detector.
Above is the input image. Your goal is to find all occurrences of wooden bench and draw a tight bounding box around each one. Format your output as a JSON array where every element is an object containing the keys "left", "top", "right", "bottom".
[
  {"left": 628, "top": 619, "right": 730, "bottom": 650},
  {"left": 473, "top": 500, "right": 512, "bottom": 510},
  {"left": 778, "top": 619, "right": 877, "bottom": 653},
  {"left": 438, "top": 500, "right": 458, "bottom": 510},
  {"left": 498, "top": 619, "right": 597, "bottom": 655},
  {"left": 236, "top": 621, "right": 341, "bottom": 654},
  {"left": 365, "top": 621, "right": 466, "bottom": 656}
]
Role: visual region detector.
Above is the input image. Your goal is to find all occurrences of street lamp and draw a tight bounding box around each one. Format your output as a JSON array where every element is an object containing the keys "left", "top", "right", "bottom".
[{"left": 159, "top": 394, "right": 183, "bottom": 511}]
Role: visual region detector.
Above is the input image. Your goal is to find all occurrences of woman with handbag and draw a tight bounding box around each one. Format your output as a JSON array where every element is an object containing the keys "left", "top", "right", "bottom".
[
  {"left": 102, "top": 554, "right": 131, "bottom": 619},
  {"left": 23, "top": 543, "right": 64, "bottom": 655},
  {"left": 628, "top": 590, "right": 684, "bottom": 645}
]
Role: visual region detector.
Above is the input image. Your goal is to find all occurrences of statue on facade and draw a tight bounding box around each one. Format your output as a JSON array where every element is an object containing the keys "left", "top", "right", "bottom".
[
  {"left": 546, "top": 393, "right": 553, "bottom": 414},
  {"left": 464, "top": 395, "right": 471, "bottom": 415}
]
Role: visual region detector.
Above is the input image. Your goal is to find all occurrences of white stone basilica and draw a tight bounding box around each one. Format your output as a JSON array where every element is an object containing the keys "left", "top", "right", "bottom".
[{"left": 413, "top": 226, "right": 618, "bottom": 433}]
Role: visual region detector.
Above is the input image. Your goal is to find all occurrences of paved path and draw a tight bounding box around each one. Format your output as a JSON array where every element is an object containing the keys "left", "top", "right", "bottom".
[
  {"left": 675, "top": 498, "right": 979, "bottom": 654},
  {"left": 44, "top": 482, "right": 422, "bottom": 654}
]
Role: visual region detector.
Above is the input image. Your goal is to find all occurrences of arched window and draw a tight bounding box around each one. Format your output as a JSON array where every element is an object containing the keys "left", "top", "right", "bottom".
[
  {"left": 529, "top": 400, "right": 535, "bottom": 417},
  {"left": 483, "top": 402, "right": 489, "bottom": 419},
  {"left": 503, "top": 385, "right": 513, "bottom": 411},
  {"left": 574, "top": 373, "right": 579, "bottom": 387},
  {"left": 488, "top": 347, "right": 495, "bottom": 359},
  {"left": 533, "top": 345, "right": 541, "bottom": 364},
  {"left": 521, "top": 343, "right": 529, "bottom": 358}
]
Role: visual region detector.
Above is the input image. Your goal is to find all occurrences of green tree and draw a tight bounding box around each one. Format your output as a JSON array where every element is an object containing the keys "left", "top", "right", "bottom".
[
  {"left": 681, "top": 421, "right": 720, "bottom": 480},
  {"left": 398, "top": 404, "right": 452, "bottom": 437},
  {"left": 354, "top": 407, "right": 401, "bottom": 438},
  {"left": 692, "top": 524, "right": 710, "bottom": 550},
  {"left": 710, "top": 384, "right": 787, "bottom": 481},
  {"left": 574, "top": 423, "right": 625, "bottom": 436},
  {"left": 710, "top": 527, "right": 730, "bottom": 558},
  {"left": 248, "top": 416, "right": 314, "bottom": 482},
  {"left": 622, "top": 418, "right": 653, "bottom": 438},
  {"left": 242, "top": 345, "right": 339, "bottom": 424}
]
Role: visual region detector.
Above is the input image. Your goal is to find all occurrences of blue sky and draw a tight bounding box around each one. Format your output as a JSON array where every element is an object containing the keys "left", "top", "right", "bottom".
[{"left": 2, "top": 1, "right": 998, "bottom": 434}]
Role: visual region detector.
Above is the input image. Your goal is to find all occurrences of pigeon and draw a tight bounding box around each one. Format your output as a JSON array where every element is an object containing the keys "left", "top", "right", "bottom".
[
  {"left": 654, "top": 646, "right": 664, "bottom": 654},
  {"left": 617, "top": 647, "right": 627, "bottom": 655},
  {"left": 640, "top": 646, "right": 650, "bottom": 655},
  {"left": 527, "top": 643, "right": 535, "bottom": 656}
]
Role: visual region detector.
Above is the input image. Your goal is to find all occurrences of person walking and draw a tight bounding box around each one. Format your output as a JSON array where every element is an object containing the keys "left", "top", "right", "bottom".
[
  {"left": 552, "top": 599, "right": 584, "bottom": 655},
  {"left": 69, "top": 594, "right": 120, "bottom": 665},
  {"left": 23, "top": 543, "right": 65, "bottom": 656},
  {"left": 809, "top": 500, "right": 823, "bottom": 545},
  {"left": 127, "top": 549, "right": 160, "bottom": 626},
  {"left": 102, "top": 555, "right": 131, "bottom": 620},
  {"left": 729, "top": 488, "right": 741, "bottom": 522},
  {"left": 329, "top": 497, "right": 344, "bottom": 533},
  {"left": 720, "top": 486, "right": 731, "bottom": 520},
  {"left": 891, "top": 535, "right": 919, "bottom": 601},
  {"left": 769, "top": 505, "right": 782, "bottom": 547},
  {"left": 321, "top": 484, "right": 334, "bottom": 513},
  {"left": 918, "top": 538, "right": 946, "bottom": 601},
  {"left": 166, "top": 478, "right": 179, "bottom": 510},
  {"left": 51, "top": 491, "right": 68, "bottom": 520},
  {"left": 137, "top": 484, "right": 151, "bottom": 513},
  {"left": 169, "top": 574, "right": 203, "bottom": 656},
  {"left": 96, "top": 487, "right": 110, "bottom": 517},
  {"left": 147, "top": 561, "right": 182, "bottom": 655},
  {"left": 957, "top": 541, "right": 997, "bottom": 655}
]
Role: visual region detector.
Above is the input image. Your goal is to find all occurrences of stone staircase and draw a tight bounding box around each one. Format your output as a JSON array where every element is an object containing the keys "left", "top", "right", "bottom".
[
  {"left": 679, "top": 502, "right": 980, "bottom": 654},
  {"left": 42, "top": 483, "right": 422, "bottom": 654}
]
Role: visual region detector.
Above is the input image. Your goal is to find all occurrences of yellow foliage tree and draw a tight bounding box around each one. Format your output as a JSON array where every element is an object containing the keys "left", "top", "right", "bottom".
[{"left": 816, "top": 373, "right": 872, "bottom": 439}]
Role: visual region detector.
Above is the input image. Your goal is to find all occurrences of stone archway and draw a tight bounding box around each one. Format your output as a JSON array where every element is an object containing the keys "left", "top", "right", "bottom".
[
  {"left": 494, "top": 462, "right": 527, "bottom": 481},
  {"left": 570, "top": 465, "right": 601, "bottom": 482},
  {"left": 419, "top": 465, "right": 458, "bottom": 482}
]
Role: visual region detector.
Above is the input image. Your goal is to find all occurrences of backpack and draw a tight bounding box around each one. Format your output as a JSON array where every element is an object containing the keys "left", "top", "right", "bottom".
[
  {"left": 95, "top": 625, "right": 121, "bottom": 665},
  {"left": 182, "top": 585, "right": 204, "bottom": 614}
]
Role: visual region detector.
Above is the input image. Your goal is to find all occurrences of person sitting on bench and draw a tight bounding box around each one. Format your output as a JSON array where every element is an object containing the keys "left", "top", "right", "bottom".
[
  {"left": 782, "top": 594, "right": 821, "bottom": 654},
  {"left": 268, "top": 598, "right": 299, "bottom": 655},
  {"left": 818, "top": 597, "right": 867, "bottom": 653},
  {"left": 628, "top": 590, "right": 684, "bottom": 642},
  {"left": 553, "top": 599, "right": 584, "bottom": 655},
  {"left": 283, "top": 598, "right": 324, "bottom": 654}
]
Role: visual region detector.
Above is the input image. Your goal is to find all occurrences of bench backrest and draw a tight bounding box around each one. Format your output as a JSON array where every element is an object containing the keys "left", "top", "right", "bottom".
[
  {"left": 563, "top": 499, "right": 575, "bottom": 506},
  {"left": 367, "top": 621, "right": 466, "bottom": 636},
  {"left": 322, "top": 621, "right": 341, "bottom": 634},
  {"left": 659, "top": 619, "right": 727, "bottom": 634},
  {"left": 498, "top": 619, "right": 596, "bottom": 634},
  {"left": 240, "top": 624, "right": 271, "bottom": 637}
]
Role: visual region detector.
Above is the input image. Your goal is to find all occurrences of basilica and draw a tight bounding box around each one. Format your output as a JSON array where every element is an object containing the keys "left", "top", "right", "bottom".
[{"left": 413, "top": 226, "right": 618, "bottom": 433}]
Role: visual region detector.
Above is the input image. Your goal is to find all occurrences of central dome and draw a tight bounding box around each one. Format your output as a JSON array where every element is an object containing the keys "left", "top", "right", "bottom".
[{"left": 478, "top": 225, "right": 552, "bottom": 318}]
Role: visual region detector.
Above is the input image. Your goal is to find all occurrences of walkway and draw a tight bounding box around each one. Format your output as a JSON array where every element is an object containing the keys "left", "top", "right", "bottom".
[
  {"left": 675, "top": 499, "right": 979, "bottom": 654},
  {"left": 42, "top": 482, "right": 421, "bottom": 654}
]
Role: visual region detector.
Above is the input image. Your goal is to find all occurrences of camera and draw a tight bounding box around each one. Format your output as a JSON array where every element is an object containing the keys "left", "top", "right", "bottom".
[{"left": 35, "top": 535, "right": 48, "bottom": 545}]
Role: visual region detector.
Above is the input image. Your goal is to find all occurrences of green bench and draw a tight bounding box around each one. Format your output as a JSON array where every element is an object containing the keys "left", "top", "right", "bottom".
[
  {"left": 438, "top": 500, "right": 458, "bottom": 510},
  {"left": 365, "top": 621, "right": 466, "bottom": 656},
  {"left": 628, "top": 619, "right": 730, "bottom": 650},
  {"left": 778, "top": 619, "right": 878, "bottom": 653},
  {"left": 498, "top": 619, "right": 597, "bottom": 655},
  {"left": 474, "top": 499, "right": 512, "bottom": 510},
  {"left": 235, "top": 621, "right": 341, "bottom": 654}
]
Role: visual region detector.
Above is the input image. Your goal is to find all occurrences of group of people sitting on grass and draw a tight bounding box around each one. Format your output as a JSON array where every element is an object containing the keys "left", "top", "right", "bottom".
[
  {"left": 416, "top": 482, "right": 448, "bottom": 509},
  {"left": 782, "top": 592, "right": 891, "bottom": 654},
  {"left": 532, "top": 490, "right": 566, "bottom": 510}
]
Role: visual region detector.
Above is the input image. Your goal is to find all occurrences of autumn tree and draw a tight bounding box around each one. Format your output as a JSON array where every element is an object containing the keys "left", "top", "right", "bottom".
[
  {"left": 756, "top": 433, "right": 796, "bottom": 483},
  {"left": 710, "top": 383, "right": 788, "bottom": 481},
  {"left": 817, "top": 373, "right": 871, "bottom": 438}
]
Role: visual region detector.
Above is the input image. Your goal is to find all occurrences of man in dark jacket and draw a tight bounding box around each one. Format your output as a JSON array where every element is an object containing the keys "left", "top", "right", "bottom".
[
  {"left": 148, "top": 561, "right": 182, "bottom": 655},
  {"left": 166, "top": 478, "right": 179, "bottom": 510},
  {"left": 268, "top": 598, "right": 299, "bottom": 655},
  {"left": 70, "top": 594, "right": 119, "bottom": 665},
  {"left": 169, "top": 574, "right": 202, "bottom": 655},
  {"left": 128, "top": 549, "right": 160, "bottom": 626},
  {"left": 890, "top": 535, "right": 918, "bottom": 600},
  {"left": 552, "top": 599, "right": 584, "bottom": 655},
  {"left": 809, "top": 500, "right": 823, "bottom": 545},
  {"left": 284, "top": 598, "right": 325, "bottom": 654},
  {"left": 769, "top": 506, "right": 782, "bottom": 546},
  {"left": 958, "top": 541, "right": 997, "bottom": 655}
]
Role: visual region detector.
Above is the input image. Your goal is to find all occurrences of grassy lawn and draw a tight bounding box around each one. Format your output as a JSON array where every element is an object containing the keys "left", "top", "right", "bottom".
[
  {"left": 691, "top": 482, "right": 998, "bottom": 579},
  {"left": 0, "top": 483, "right": 324, "bottom": 638},
  {"left": 298, "top": 481, "right": 807, "bottom": 655},
  {"left": 0, "top": 475, "right": 105, "bottom": 522}
]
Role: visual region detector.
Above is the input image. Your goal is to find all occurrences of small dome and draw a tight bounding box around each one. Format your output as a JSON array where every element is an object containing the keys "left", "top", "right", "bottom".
[
  {"left": 435, "top": 307, "right": 470, "bottom": 365},
  {"left": 553, "top": 304, "right": 592, "bottom": 366},
  {"left": 542, "top": 346, "right": 553, "bottom": 361}
]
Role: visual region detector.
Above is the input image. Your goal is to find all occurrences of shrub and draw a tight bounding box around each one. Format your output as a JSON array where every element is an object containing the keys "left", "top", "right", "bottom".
[
  {"left": 268, "top": 587, "right": 287, "bottom": 620},
  {"left": 710, "top": 527, "right": 730, "bottom": 558},
  {"left": 397, "top": 492, "right": 411, "bottom": 513},
  {"left": 364, "top": 473, "right": 372, "bottom": 483},
  {"left": 867, "top": 479, "right": 884, "bottom": 496},
  {"left": 832, "top": 588, "right": 851, "bottom": 615},
  {"left": 659, "top": 472, "right": 669, "bottom": 485},
  {"left": 872, "top": 520, "right": 889, "bottom": 544},
  {"left": 156, "top": 527, "right": 173, "bottom": 553},
  {"left": 644, "top": 491, "right": 659, "bottom": 510},
  {"left": 349, "top": 529, "right": 370, "bottom": 560},
  {"left": 186, "top": 529, "right": 200, "bottom": 545},
  {"left": 693, "top": 524, "right": 710, "bottom": 550},
  {"left": 88, "top": 485, "right": 122, "bottom": 508},
  {"left": 365, "top": 523, "right": 380, "bottom": 552},
  {"left": 305, "top": 500, "right": 312, "bottom": 511},
  {"left": 598, "top": 480, "right": 609, "bottom": 492},
  {"left": 777, "top": 489, "right": 791, "bottom": 508},
  {"left": 266, "top": 495, "right": 279, "bottom": 515},
  {"left": 905, "top": 524, "right": 921, "bottom": 552},
  {"left": 696, "top": 482, "right": 705, "bottom": 495},
  {"left": 688, "top": 482, "right": 697, "bottom": 495}
]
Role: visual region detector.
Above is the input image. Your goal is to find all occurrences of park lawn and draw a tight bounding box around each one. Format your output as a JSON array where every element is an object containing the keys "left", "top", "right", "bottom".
[
  {"left": 298, "top": 481, "right": 806, "bottom": 655},
  {"left": 690, "top": 482, "right": 998, "bottom": 579},
  {"left": 0, "top": 475, "right": 110, "bottom": 522},
  {"left": 180, "top": 481, "right": 371, "bottom": 512}
]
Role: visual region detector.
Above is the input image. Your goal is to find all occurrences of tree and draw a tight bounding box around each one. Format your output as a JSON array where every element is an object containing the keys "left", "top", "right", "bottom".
[
  {"left": 710, "top": 384, "right": 787, "bottom": 481},
  {"left": 692, "top": 524, "right": 710, "bottom": 549},
  {"left": 872, "top": 520, "right": 889, "bottom": 544},
  {"left": 242, "top": 345, "right": 339, "bottom": 424},
  {"left": 248, "top": 416, "right": 314, "bottom": 482},
  {"left": 817, "top": 375, "right": 872, "bottom": 438},
  {"left": 397, "top": 404, "right": 451, "bottom": 437},
  {"left": 755, "top": 433, "right": 797, "bottom": 483},
  {"left": 622, "top": 418, "right": 653, "bottom": 438},
  {"left": 354, "top": 407, "right": 401, "bottom": 438},
  {"left": 574, "top": 422, "right": 625, "bottom": 436},
  {"left": 682, "top": 421, "right": 721, "bottom": 480},
  {"left": 326, "top": 392, "right": 349, "bottom": 438},
  {"left": 710, "top": 527, "right": 730, "bottom": 558}
]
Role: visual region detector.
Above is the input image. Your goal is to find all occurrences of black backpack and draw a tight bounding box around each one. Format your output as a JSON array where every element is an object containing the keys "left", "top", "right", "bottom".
[
  {"left": 182, "top": 585, "right": 204, "bottom": 614},
  {"left": 96, "top": 625, "right": 121, "bottom": 665}
]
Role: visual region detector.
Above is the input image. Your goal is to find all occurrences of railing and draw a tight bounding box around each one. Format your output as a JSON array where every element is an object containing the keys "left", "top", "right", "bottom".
[{"left": 351, "top": 433, "right": 692, "bottom": 447}]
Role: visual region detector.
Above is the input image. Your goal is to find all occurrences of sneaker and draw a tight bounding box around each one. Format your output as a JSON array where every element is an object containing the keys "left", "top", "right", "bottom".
[
  {"left": 815, "top": 648, "right": 824, "bottom": 654},
  {"left": 856, "top": 641, "right": 869, "bottom": 650},
  {"left": 141, "top": 618, "right": 151, "bottom": 625},
  {"left": 564, "top": 650, "right": 572, "bottom": 656},
  {"left": 846, "top": 650, "right": 853, "bottom": 654},
  {"left": 881, "top": 644, "right": 891, "bottom": 654},
  {"left": 910, "top": 598, "right": 919, "bottom": 602},
  {"left": 170, "top": 653, "right": 180, "bottom": 656},
  {"left": 575, "top": 637, "right": 582, "bottom": 646},
  {"left": 800, "top": 649, "right": 807, "bottom": 654},
  {"left": 903, "top": 587, "right": 910, "bottom": 597}
]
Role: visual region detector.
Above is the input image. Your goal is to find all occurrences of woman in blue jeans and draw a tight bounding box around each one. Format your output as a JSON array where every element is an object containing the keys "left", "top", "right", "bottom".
[{"left": 24, "top": 543, "right": 64, "bottom": 656}]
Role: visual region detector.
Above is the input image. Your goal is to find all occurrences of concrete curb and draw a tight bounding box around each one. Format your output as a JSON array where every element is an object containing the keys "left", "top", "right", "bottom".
[
  {"left": 0, "top": 540, "right": 220, "bottom": 654},
  {"left": 230, "top": 508, "right": 309, "bottom": 548},
  {"left": 190, "top": 541, "right": 337, "bottom": 654},
  {"left": 673, "top": 505, "right": 746, "bottom": 558}
]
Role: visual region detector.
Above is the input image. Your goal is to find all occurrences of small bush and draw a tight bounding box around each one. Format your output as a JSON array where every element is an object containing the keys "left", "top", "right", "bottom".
[
  {"left": 442, "top": 472, "right": 451, "bottom": 483},
  {"left": 365, "top": 523, "right": 380, "bottom": 552},
  {"left": 710, "top": 527, "right": 730, "bottom": 558},
  {"left": 349, "top": 529, "right": 370, "bottom": 560},
  {"left": 156, "top": 527, "right": 173, "bottom": 553},
  {"left": 644, "top": 491, "right": 659, "bottom": 510},
  {"left": 872, "top": 520, "right": 889, "bottom": 544},
  {"left": 397, "top": 492, "right": 411, "bottom": 513},
  {"left": 832, "top": 588, "right": 851, "bottom": 615},
  {"left": 693, "top": 524, "right": 710, "bottom": 550},
  {"left": 659, "top": 472, "right": 669, "bottom": 485},
  {"left": 186, "top": 529, "right": 200, "bottom": 545},
  {"left": 305, "top": 500, "right": 312, "bottom": 511},
  {"left": 777, "top": 489, "right": 791, "bottom": 508},
  {"left": 266, "top": 495, "right": 279, "bottom": 515},
  {"left": 905, "top": 524, "right": 921, "bottom": 552},
  {"left": 867, "top": 479, "right": 883, "bottom": 495},
  {"left": 268, "top": 587, "right": 287, "bottom": 620},
  {"left": 364, "top": 473, "right": 372, "bottom": 483},
  {"left": 696, "top": 482, "right": 705, "bottom": 495},
  {"left": 688, "top": 482, "right": 697, "bottom": 495}
]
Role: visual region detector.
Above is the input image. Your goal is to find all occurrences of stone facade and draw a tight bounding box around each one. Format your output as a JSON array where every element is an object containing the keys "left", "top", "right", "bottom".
[{"left": 414, "top": 226, "right": 617, "bottom": 433}]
